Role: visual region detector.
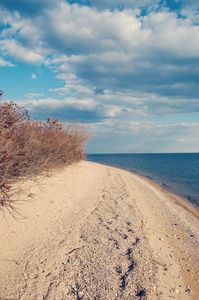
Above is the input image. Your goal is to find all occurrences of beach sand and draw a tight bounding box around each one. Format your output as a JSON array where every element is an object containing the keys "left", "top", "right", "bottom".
[{"left": 0, "top": 161, "right": 198, "bottom": 299}]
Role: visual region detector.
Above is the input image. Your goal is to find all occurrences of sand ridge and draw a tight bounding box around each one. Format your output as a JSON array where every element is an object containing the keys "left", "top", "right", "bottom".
[{"left": 0, "top": 161, "right": 198, "bottom": 299}]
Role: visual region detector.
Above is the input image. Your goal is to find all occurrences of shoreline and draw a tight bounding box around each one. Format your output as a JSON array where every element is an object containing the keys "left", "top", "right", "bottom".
[
  {"left": 90, "top": 160, "right": 199, "bottom": 217},
  {"left": 87, "top": 157, "right": 199, "bottom": 214},
  {"left": 86, "top": 153, "right": 199, "bottom": 212},
  {"left": 141, "top": 174, "right": 199, "bottom": 214},
  {"left": 0, "top": 161, "right": 198, "bottom": 299},
  {"left": 132, "top": 171, "right": 199, "bottom": 218}
]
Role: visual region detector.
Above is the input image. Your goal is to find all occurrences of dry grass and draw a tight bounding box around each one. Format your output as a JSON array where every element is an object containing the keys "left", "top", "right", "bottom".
[{"left": 0, "top": 92, "right": 91, "bottom": 213}]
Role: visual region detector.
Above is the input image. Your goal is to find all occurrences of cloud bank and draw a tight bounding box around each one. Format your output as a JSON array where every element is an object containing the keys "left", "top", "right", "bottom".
[{"left": 0, "top": 0, "right": 199, "bottom": 152}]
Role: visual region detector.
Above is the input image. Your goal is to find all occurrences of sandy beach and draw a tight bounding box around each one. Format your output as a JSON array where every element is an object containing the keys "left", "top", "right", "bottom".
[{"left": 0, "top": 161, "right": 198, "bottom": 300}]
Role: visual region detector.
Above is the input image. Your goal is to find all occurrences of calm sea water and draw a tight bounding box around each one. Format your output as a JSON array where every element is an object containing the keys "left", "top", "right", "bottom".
[{"left": 86, "top": 153, "right": 199, "bottom": 208}]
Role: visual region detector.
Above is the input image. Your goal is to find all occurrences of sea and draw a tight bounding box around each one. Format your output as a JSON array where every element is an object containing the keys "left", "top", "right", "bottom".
[{"left": 86, "top": 153, "right": 199, "bottom": 210}]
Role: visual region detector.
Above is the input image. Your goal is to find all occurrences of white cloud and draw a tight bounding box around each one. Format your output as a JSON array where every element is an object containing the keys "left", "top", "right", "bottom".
[
  {"left": 24, "top": 93, "right": 44, "bottom": 98},
  {"left": 1, "top": 1, "right": 198, "bottom": 119},
  {"left": 0, "top": 39, "right": 43, "bottom": 63},
  {"left": 31, "top": 73, "right": 37, "bottom": 79},
  {"left": 19, "top": 96, "right": 97, "bottom": 111},
  {"left": 3, "top": 1, "right": 199, "bottom": 60},
  {"left": 0, "top": 56, "right": 14, "bottom": 67},
  {"left": 143, "top": 11, "right": 199, "bottom": 57},
  {"left": 1, "top": 0, "right": 199, "bottom": 152},
  {"left": 1, "top": 2, "right": 199, "bottom": 69},
  {"left": 49, "top": 84, "right": 93, "bottom": 95}
]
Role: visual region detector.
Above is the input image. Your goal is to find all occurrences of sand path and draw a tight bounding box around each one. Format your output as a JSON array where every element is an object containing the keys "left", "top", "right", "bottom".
[{"left": 0, "top": 161, "right": 198, "bottom": 299}]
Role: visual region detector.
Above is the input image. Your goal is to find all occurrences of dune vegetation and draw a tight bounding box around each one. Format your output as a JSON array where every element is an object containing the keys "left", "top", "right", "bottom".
[{"left": 0, "top": 90, "right": 90, "bottom": 213}]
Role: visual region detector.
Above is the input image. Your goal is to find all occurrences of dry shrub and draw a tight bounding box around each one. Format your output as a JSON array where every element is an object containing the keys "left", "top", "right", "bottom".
[{"left": 0, "top": 93, "right": 91, "bottom": 212}]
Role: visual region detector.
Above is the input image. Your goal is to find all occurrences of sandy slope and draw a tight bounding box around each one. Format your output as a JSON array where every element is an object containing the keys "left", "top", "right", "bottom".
[{"left": 0, "top": 161, "right": 198, "bottom": 300}]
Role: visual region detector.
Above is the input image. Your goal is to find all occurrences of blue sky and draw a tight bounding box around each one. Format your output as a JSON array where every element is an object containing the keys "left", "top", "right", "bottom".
[{"left": 0, "top": 0, "right": 199, "bottom": 153}]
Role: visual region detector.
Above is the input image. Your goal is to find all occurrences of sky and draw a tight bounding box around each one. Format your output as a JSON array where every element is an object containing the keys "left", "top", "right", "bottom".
[{"left": 0, "top": 0, "right": 199, "bottom": 153}]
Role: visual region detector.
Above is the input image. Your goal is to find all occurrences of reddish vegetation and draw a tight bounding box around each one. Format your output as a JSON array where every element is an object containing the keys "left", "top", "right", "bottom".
[{"left": 0, "top": 91, "right": 90, "bottom": 211}]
